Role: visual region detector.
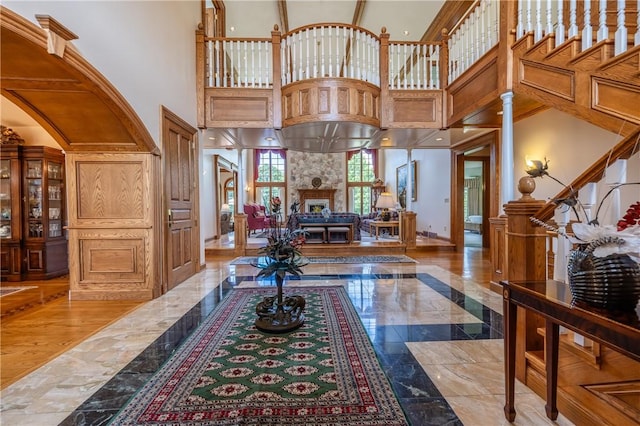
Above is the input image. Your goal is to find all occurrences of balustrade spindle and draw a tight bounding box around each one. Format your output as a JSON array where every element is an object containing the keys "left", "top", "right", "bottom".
[
  {"left": 615, "top": 0, "right": 628, "bottom": 54},
  {"left": 313, "top": 28, "right": 318, "bottom": 78},
  {"left": 569, "top": 0, "right": 579, "bottom": 38},
  {"left": 556, "top": 0, "right": 565, "bottom": 46},
  {"left": 636, "top": 0, "right": 640, "bottom": 46},
  {"left": 320, "top": 27, "right": 325, "bottom": 77},
  {"left": 516, "top": 0, "right": 524, "bottom": 38},
  {"left": 545, "top": 0, "right": 553, "bottom": 38},
  {"left": 305, "top": 28, "right": 310, "bottom": 80},
  {"left": 209, "top": 40, "right": 215, "bottom": 87},
  {"left": 535, "top": 0, "right": 543, "bottom": 42},
  {"left": 526, "top": 0, "right": 533, "bottom": 33},
  {"left": 597, "top": 0, "right": 608, "bottom": 42},
  {"left": 582, "top": 0, "right": 593, "bottom": 49},
  {"left": 229, "top": 41, "right": 235, "bottom": 87},
  {"left": 480, "top": 0, "right": 487, "bottom": 55}
]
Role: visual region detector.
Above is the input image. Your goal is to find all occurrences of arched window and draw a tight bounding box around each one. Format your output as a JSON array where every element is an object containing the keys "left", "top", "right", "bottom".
[
  {"left": 254, "top": 149, "right": 286, "bottom": 214},
  {"left": 346, "top": 149, "right": 377, "bottom": 214}
]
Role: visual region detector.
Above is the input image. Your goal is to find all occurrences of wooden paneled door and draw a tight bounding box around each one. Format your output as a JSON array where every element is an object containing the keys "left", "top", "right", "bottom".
[{"left": 162, "top": 107, "right": 199, "bottom": 291}]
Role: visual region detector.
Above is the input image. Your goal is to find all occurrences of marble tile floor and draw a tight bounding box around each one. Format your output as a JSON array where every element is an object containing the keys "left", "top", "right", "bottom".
[{"left": 0, "top": 263, "right": 574, "bottom": 425}]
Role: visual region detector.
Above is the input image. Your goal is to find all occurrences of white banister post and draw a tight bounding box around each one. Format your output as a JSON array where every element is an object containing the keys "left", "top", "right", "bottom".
[
  {"left": 568, "top": 0, "right": 579, "bottom": 38},
  {"left": 516, "top": 0, "right": 524, "bottom": 38},
  {"left": 556, "top": 0, "right": 565, "bottom": 45},
  {"left": 553, "top": 205, "right": 571, "bottom": 283},
  {"left": 526, "top": 0, "right": 533, "bottom": 33},
  {"left": 598, "top": 0, "right": 609, "bottom": 42},
  {"left": 545, "top": 0, "right": 554, "bottom": 37},
  {"left": 579, "top": 182, "right": 597, "bottom": 223},
  {"left": 636, "top": 0, "right": 640, "bottom": 46},
  {"left": 236, "top": 148, "right": 245, "bottom": 208},
  {"left": 500, "top": 91, "right": 515, "bottom": 213},
  {"left": 535, "top": 0, "right": 543, "bottom": 42},
  {"left": 582, "top": 0, "right": 593, "bottom": 49},
  {"left": 615, "top": 0, "right": 628, "bottom": 54},
  {"left": 606, "top": 159, "right": 627, "bottom": 224}
]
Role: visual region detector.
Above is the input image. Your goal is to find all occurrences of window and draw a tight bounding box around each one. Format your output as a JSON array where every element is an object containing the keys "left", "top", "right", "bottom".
[
  {"left": 254, "top": 149, "right": 286, "bottom": 215},
  {"left": 224, "top": 177, "right": 235, "bottom": 217},
  {"left": 346, "top": 149, "right": 377, "bottom": 214}
]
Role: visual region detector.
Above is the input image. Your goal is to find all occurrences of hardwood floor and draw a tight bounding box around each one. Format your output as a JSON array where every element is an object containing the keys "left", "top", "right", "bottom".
[{"left": 0, "top": 246, "right": 492, "bottom": 391}]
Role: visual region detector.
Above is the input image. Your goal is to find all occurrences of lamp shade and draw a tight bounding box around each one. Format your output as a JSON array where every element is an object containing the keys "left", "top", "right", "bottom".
[
  {"left": 221, "top": 203, "right": 230, "bottom": 211},
  {"left": 375, "top": 192, "right": 395, "bottom": 209}
]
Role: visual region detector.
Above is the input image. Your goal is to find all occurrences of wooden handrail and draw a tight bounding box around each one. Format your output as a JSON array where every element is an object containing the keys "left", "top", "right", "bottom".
[{"left": 533, "top": 125, "right": 640, "bottom": 221}]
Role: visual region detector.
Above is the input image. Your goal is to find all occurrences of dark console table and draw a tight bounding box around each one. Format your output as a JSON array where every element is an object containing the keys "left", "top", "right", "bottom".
[{"left": 500, "top": 279, "right": 640, "bottom": 422}]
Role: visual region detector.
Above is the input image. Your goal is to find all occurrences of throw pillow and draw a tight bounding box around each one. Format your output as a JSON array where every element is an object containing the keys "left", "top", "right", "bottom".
[{"left": 255, "top": 211, "right": 265, "bottom": 218}]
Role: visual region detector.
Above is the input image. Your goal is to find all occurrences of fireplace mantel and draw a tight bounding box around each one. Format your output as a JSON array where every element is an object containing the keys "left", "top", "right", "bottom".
[{"left": 298, "top": 188, "right": 336, "bottom": 213}]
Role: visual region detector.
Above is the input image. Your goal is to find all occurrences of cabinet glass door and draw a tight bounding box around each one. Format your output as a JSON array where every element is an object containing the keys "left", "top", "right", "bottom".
[
  {"left": 47, "top": 161, "right": 63, "bottom": 237},
  {"left": 0, "top": 159, "right": 11, "bottom": 238},
  {"left": 26, "top": 159, "right": 44, "bottom": 238}
]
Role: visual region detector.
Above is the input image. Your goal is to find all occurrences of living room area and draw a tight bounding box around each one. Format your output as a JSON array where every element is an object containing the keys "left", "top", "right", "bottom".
[{"left": 203, "top": 146, "right": 458, "bottom": 255}]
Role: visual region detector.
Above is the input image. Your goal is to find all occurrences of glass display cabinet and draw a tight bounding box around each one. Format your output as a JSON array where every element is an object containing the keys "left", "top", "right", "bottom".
[
  {"left": 22, "top": 146, "right": 68, "bottom": 280},
  {"left": 0, "top": 146, "right": 67, "bottom": 281},
  {"left": 0, "top": 145, "right": 22, "bottom": 281}
]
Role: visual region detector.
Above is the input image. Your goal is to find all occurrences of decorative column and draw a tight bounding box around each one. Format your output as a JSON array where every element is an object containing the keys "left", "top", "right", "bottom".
[
  {"left": 405, "top": 149, "right": 413, "bottom": 212},
  {"left": 235, "top": 148, "right": 247, "bottom": 254},
  {"left": 553, "top": 205, "right": 571, "bottom": 283},
  {"left": 500, "top": 91, "right": 515, "bottom": 215}
]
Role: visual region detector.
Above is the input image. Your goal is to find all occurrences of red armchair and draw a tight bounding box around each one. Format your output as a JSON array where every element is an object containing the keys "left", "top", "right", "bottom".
[{"left": 243, "top": 203, "right": 271, "bottom": 235}]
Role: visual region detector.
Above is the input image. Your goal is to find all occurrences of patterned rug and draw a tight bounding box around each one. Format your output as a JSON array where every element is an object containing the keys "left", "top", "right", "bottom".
[
  {"left": 230, "top": 255, "right": 417, "bottom": 265},
  {"left": 110, "top": 286, "right": 408, "bottom": 425}
]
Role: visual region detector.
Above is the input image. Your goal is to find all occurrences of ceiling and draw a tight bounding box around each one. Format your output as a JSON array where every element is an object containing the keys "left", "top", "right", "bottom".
[
  {"left": 1, "top": 1, "right": 492, "bottom": 154},
  {"left": 203, "top": 0, "right": 493, "bottom": 152}
]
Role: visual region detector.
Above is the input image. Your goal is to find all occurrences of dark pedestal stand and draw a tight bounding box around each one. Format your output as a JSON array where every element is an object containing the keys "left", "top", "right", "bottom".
[{"left": 255, "top": 272, "right": 305, "bottom": 333}]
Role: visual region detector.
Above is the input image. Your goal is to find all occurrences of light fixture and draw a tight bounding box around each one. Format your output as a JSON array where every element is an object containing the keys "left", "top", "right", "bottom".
[
  {"left": 435, "top": 137, "right": 443, "bottom": 141},
  {"left": 221, "top": 203, "right": 230, "bottom": 212},
  {"left": 375, "top": 192, "right": 395, "bottom": 221}
]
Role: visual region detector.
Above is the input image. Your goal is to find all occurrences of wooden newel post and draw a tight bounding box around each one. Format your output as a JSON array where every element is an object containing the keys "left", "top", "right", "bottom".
[
  {"left": 271, "top": 25, "right": 282, "bottom": 129},
  {"left": 503, "top": 175, "right": 547, "bottom": 381},
  {"left": 234, "top": 213, "right": 247, "bottom": 255}
]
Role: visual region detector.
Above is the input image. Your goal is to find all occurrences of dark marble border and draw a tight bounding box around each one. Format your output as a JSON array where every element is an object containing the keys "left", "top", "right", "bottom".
[{"left": 60, "top": 272, "right": 502, "bottom": 425}]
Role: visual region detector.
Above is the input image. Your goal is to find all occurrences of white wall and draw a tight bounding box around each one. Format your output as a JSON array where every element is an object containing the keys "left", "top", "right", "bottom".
[
  {"left": 4, "top": 1, "right": 201, "bottom": 145},
  {"left": 201, "top": 149, "right": 239, "bottom": 242},
  {"left": 514, "top": 109, "right": 639, "bottom": 226},
  {"left": 383, "top": 149, "right": 452, "bottom": 238}
]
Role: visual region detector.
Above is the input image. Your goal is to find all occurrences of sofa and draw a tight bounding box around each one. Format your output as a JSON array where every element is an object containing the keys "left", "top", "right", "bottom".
[
  {"left": 243, "top": 203, "right": 271, "bottom": 235},
  {"left": 360, "top": 211, "right": 400, "bottom": 234},
  {"left": 288, "top": 212, "right": 362, "bottom": 241}
]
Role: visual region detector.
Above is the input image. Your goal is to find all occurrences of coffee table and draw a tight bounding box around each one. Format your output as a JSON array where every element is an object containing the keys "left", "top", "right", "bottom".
[{"left": 370, "top": 220, "right": 399, "bottom": 240}]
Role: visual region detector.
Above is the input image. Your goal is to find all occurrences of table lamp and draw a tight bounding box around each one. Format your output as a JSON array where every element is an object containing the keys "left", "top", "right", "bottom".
[{"left": 375, "top": 192, "right": 395, "bottom": 221}]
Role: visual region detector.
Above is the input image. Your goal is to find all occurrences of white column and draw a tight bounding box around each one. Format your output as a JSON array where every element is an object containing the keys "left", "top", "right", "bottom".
[
  {"left": 606, "top": 159, "right": 627, "bottom": 224},
  {"left": 500, "top": 91, "right": 515, "bottom": 214},
  {"left": 579, "top": 182, "right": 597, "bottom": 223},
  {"left": 236, "top": 148, "right": 245, "bottom": 208},
  {"left": 406, "top": 149, "right": 413, "bottom": 212},
  {"left": 553, "top": 206, "right": 571, "bottom": 282}
]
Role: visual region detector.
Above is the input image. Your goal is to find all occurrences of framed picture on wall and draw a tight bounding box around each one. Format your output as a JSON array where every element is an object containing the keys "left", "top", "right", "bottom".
[{"left": 396, "top": 160, "right": 417, "bottom": 208}]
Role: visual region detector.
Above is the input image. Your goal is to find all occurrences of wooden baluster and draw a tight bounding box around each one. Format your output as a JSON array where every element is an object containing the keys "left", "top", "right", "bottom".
[
  {"left": 615, "top": 0, "right": 628, "bottom": 54},
  {"left": 582, "top": 0, "right": 593, "bottom": 49},
  {"left": 597, "top": 0, "right": 608, "bottom": 42}
]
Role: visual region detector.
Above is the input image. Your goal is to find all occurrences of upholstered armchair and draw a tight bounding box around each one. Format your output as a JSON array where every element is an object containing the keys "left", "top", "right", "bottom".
[{"left": 243, "top": 203, "right": 271, "bottom": 235}]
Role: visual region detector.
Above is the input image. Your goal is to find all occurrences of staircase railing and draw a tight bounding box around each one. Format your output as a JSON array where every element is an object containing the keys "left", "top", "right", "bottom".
[
  {"left": 515, "top": 0, "right": 639, "bottom": 55},
  {"left": 533, "top": 125, "right": 640, "bottom": 222}
]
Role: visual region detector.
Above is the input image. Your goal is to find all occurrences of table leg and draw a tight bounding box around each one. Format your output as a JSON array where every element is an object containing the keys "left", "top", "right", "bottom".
[
  {"left": 545, "top": 320, "right": 559, "bottom": 420},
  {"left": 375, "top": 225, "right": 379, "bottom": 240},
  {"left": 503, "top": 293, "right": 517, "bottom": 422}
]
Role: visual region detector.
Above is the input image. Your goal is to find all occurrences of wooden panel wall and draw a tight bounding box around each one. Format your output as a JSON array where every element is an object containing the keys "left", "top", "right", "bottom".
[
  {"left": 66, "top": 153, "right": 159, "bottom": 300},
  {"left": 281, "top": 78, "right": 380, "bottom": 127},
  {"left": 385, "top": 91, "right": 442, "bottom": 128},
  {"left": 204, "top": 88, "right": 273, "bottom": 128}
]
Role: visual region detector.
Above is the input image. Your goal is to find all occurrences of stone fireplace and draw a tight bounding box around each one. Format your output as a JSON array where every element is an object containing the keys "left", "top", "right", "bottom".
[{"left": 298, "top": 189, "right": 336, "bottom": 213}]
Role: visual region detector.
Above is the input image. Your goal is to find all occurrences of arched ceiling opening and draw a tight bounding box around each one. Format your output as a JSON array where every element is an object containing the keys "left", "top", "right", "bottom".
[{"left": 0, "top": 7, "right": 157, "bottom": 154}]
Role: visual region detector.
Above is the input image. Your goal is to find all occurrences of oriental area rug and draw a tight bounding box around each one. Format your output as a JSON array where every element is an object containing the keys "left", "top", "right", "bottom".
[
  {"left": 110, "top": 286, "right": 408, "bottom": 425},
  {"left": 230, "top": 255, "right": 417, "bottom": 265}
]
